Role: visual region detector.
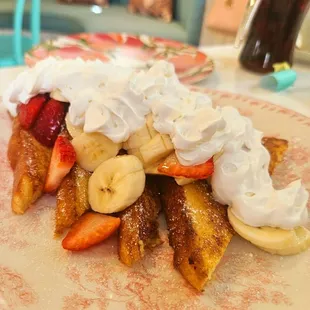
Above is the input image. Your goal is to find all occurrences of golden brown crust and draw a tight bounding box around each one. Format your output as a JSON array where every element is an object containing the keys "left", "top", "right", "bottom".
[
  {"left": 7, "top": 118, "right": 22, "bottom": 169},
  {"left": 55, "top": 171, "right": 77, "bottom": 234},
  {"left": 159, "top": 178, "right": 234, "bottom": 291},
  {"left": 55, "top": 169, "right": 77, "bottom": 235},
  {"left": 119, "top": 178, "right": 162, "bottom": 266},
  {"left": 74, "top": 165, "right": 92, "bottom": 216},
  {"left": 262, "top": 137, "right": 288, "bottom": 175},
  {"left": 11, "top": 129, "right": 52, "bottom": 214},
  {"left": 55, "top": 164, "right": 91, "bottom": 235}
]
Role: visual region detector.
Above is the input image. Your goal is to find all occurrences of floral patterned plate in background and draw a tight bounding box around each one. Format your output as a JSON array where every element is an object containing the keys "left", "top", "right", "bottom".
[
  {"left": 25, "top": 33, "right": 214, "bottom": 85},
  {"left": 0, "top": 88, "right": 309, "bottom": 310}
]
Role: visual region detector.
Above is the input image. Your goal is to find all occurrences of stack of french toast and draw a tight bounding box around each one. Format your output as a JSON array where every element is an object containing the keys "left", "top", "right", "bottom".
[{"left": 7, "top": 92, "right": 289, "bottom": 291}]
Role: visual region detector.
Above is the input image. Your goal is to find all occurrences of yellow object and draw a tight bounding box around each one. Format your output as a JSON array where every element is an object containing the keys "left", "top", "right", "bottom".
[
  {"left": 227, "top": 208, "right": 310, "bottom": 256},
  {"left": 273, "top": 62, "right": 291, "bottom": 72},
  {"left": 88, "top": 155, "right": 145, "bottom": 214}
]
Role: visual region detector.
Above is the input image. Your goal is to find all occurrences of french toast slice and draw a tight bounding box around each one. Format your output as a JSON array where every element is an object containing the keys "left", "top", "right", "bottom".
[
  {"left": 262, "top": 137, "right": 288, "bottom": 175},
  {"left": 55, "top": 168, "right": 77, "bottom": 235},
  {"left": 7, "top": 118, "right": 22, "bottom": 169},
  {"left": 55, "top": 164, "right": 91, "bottom": 235},
  {"left": 119, "top": 178, "right": 162, "bottom": 266},
  {"left": 55, "top": 126, "right": 91, "bottom": 234},
  {"left": 74, "top": 165, "right": 92, "bottom": 217},
  {"left": 159, "top": 178, "right": 234, "bottom": 291},
  {"left": 10, "top": 125, "right": 52, "bottom": 214}
]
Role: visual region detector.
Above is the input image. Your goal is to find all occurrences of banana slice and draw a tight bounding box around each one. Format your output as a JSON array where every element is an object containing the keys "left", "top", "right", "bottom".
[
  {"left": 65, "top": 116, "right": 83, "bottom": 139},
  {"left": 228, "top": 208, "right": 310, "bottom": 255},
  {"left": 88, "top": 155, "right": 146, "bottom": 214},
  {"left": 123, "top": 114, "right": 158, "bottom": 151},
  {"left": 50, "top": 89, "right": 69, "bottom": 102},
  {"left": 140, "top": 134, "right": 174, "bottom": 165},
  {"left": 72, "top": 132, "right": 121, "bottom": 172},
  {"left": 228, "top": 208, "right": 295, "bottom": 249},
  {"left": 175, "top": 177, "right": 196, "bottom": 186},
  {"left": 123, "top": 124, "right": 152, "bottom": 150},
  {"left": 127, "top": 148, "right": 144, "bottom": 164},
  {"left": 259, "top": 226, "right": 310, "bottom": 256}
]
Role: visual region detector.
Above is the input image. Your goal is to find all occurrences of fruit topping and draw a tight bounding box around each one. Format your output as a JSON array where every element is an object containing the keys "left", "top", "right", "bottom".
[
  {"left": 88, "top": 155, "right": 145, "bottom": 214},
  {"left": 65, "top": 116, "right": 83, "bottom": 139},
  {"left": 140, "top": 134, "right": 174, "bottom": 166},
  {"left": 72, "top": 132, "right": 121, "bottom": 172},
  {"left": 158, "top": 153, "right": 214, "bottom": 179},
  {"left": 32, "top": 99, "right": 66, "bottom": 147},
  {"left": 62, "top": 212, "right": 121, "bottom": 251},
  {"left": 44, "top": 136, "right": 76, "bottom": 193},
  {"left": 18, "top": 94, "right": 47, "bottom": 129},
  {"left": 228, "top": 208, "right": 310, "bottom": 256}
]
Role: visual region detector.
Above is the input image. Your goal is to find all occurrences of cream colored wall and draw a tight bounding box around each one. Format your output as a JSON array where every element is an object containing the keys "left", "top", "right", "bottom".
[{"left": 199, "top": 0, "right": 236, "bottom": 46}]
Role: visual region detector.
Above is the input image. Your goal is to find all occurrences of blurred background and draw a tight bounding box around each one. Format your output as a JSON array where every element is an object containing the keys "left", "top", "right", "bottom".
[
  {"left": 0, "top": 0, "right": 309, "bottom": 68},
  {"left": 0, "top": 1, "right": 309, "bottom": 47}
]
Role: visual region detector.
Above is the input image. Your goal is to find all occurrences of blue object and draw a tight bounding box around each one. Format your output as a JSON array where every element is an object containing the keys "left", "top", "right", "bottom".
[
  {"left": 261, "top": 70, "right": 297, "bottom": 92},
  {"left": 0, "top": 0, "right": 205, "bottom": 46},
  {"left": 0, "top": 0, "right": 40, "bottom": 67}
]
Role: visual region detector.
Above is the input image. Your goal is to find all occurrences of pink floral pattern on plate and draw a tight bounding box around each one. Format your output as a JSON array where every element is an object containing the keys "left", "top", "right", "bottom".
[
  {"left": 25, "top": 33, "right": 214, "bottom": 85},
  {"left": 0, "top": 89, "right": 309, "bottom": 310}
]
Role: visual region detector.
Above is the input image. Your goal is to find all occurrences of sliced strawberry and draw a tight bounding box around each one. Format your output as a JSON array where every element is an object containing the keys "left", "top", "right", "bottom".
[
  {"left": 62, "top": 213, "right": 121, "bottom": 251},
  {"left": 32, "top": 98, "right": 66, "bottom": 147},
  {"left": 158, "top": 153, "right": 214, "bottom": 179},
  {"left": 44, "top": 136, "right": 76, "bottom": 193},
  {"left": 125, "top": 36, "right": 144, "bottom": 47},
  {"left": 18, "top": 94, "right": 47, "bottom": 129}
]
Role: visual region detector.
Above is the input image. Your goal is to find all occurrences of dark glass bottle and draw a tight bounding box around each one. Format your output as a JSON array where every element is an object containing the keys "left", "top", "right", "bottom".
[{"left": 240, "top": 0, "right": 310, "bottom": 73}]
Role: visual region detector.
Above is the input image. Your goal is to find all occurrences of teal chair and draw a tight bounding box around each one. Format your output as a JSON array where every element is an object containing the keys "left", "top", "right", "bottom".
[
  {"left": 0, "top": 0, "right": 40, "bottom": 67},
  {"left": 0, "top": 0, "right": 205, "bottom": 46}
]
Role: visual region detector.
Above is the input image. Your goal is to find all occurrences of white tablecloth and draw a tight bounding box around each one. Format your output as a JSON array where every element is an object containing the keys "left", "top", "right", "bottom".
[
  {"left": 197, "top": 46, "right": 310, "bottom": 117},
  {"left": 1, "top": 45, "right": 309, "bottom": 117}
]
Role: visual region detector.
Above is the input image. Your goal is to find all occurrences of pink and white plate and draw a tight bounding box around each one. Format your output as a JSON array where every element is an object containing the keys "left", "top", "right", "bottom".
[
  {"left": 25, "top": 33, "right": 214, "bottom": 85},
  {"left": 0, "top": 89, "right": 309, "bottom": 310}
]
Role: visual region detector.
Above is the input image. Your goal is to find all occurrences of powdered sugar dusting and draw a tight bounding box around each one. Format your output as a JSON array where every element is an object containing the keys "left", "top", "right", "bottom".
[{"left": 0, "top": 89, "right": 309, "bottom": 309}]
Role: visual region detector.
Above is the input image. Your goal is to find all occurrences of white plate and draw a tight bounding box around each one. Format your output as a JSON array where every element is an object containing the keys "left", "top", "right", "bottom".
[{"left": 0, "top": 88, "right": 309, "bottom": 310}]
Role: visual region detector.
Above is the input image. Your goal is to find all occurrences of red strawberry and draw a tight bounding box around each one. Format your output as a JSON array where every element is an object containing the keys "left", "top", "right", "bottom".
[
  {"left": 18, "top": 94, "right": 47, "bottom": 129},
  {"left": 32, "top": 98, "right": 66, "bottom": 147},
  {"left": 125, "top": 36, "right": 144, "bottom": 47},
  {"left": 62, "top": 213, "right": 121, "bottom": 251},
  {"left": 44, "top": 136, "right": 76, "bottom": 193},
  {"left": 158, "top": 153, "right": 214, "bottom": 179}
]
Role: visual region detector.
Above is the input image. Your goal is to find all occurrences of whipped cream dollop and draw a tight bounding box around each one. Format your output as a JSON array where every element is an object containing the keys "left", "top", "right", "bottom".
[
  {"left": 4, "top": 57, "right": 148, "bottom": 143},
  {"left": 3, "top": 57, "right": 309, "bottom": 229},
  {"left": 211, "top": 114, "right": 309, "bottom": 229}
]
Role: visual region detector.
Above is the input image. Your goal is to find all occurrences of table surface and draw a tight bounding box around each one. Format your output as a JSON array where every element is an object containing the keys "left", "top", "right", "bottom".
[{"left": 0, "top": 45, "right": 309, "bottom": 117}]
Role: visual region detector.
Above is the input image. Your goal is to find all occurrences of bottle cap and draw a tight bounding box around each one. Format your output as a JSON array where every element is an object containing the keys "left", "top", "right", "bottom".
[{"left": 261, "top": 69, "right": 297, "bottom": 91}]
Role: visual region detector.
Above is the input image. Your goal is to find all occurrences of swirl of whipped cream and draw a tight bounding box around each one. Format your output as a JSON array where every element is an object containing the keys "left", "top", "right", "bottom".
[
  {"left": 172, "top": 106, "right": 256, "bottom": 166},
  {"left": 212, "top": 146, "right": 309, "bottom": 229},
  {"left": 3, "top": 57, "right": 309, "bottom": 230},
  {"left": 3, "top": 57, "right": 151, "bottom": 142},
  {"left": 210, "top": 107, "right": 309, "bottom": 229},
  {"left": 129, "top": 59, "right": 181, "bottom": 105},
  {"left": 84, "top": 84, "right": 150, "bottom": 143}
]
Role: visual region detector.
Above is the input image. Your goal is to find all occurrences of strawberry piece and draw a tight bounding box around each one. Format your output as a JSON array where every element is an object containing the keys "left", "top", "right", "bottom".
[
  {"left": 125, "top": 36, "right": 144, "bottom": 47},
  {"left": 32, "top": 99, "right": 66, "bottom": 147},
  {"left": 18, "top": 94, "right": 47, "bottom": 129},
  {"left": 158, "top": 153, "right": 214, "bottom": 179},
  {"left": 44, "top": 136, "right": 76, "bottom": 193},
  {"left": 62, "top": 213, "right": 121, "bottom": 251}
]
